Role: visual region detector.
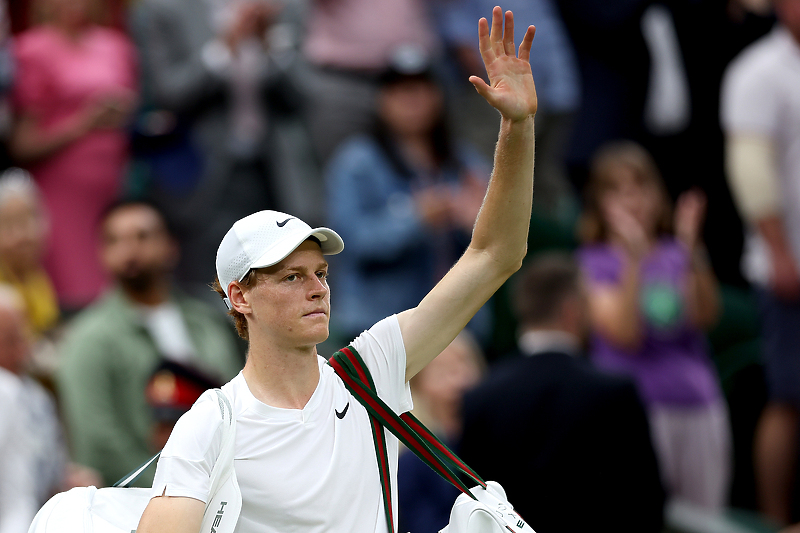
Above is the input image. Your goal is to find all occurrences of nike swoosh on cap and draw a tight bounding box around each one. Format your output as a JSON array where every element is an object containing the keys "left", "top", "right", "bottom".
[{"left": 276, "top": 218, "right": 294, "bottom": 227}]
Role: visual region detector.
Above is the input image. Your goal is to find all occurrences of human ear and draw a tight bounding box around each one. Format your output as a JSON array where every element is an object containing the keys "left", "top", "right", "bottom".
[{"left": 228, "top": 282, "right": 252, "bottom": 315}]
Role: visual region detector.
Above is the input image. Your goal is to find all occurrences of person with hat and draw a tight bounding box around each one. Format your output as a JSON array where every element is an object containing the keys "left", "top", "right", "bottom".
[
  {"left": 138, "top": 7, "right": 538, "bottom": 533},
  {"left": 325, "top": 43, "right": 491, "bottom": 345}
]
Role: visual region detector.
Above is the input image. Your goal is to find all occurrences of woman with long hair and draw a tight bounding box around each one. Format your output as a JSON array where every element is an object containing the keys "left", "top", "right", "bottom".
[{"left": 577, "top": 140, "right": 731, "bottom": 511}]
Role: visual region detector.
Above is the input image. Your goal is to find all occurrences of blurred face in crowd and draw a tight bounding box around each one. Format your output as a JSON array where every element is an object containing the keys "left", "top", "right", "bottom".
[
  {"left": 597, "top": 161, "right": 666, "bottom": 238},
  {"left": 46, "top": 0, "right": 96, "bottom": 28},
  {"left": 775, "top": 0, "right": 800, "bottom": 41},
  {"left": 378, "top": 78, "right": 444, "bottom": 138},
  {"left": 412, "top": 335, "right": 483, "bottom": 416},
  {"left": 101, "top": 205, "right": 178, "bottom": 294},
  {"left": 0, "top": 299, "right": 30, "bottom": 376},
  {"left": 0, "top": 191, "right": 47, "bottom": 277}
]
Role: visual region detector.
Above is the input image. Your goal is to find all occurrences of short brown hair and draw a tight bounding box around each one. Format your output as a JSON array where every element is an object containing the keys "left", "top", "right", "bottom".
[
  {"left": 212, "top": 272, "right": 258, "bottom": 340},
  {"left": 578, "top": 140, "right": 673, "bottom": 244},
  {"left": 514, "top": 253, "right": 581, "bottom": 327}
]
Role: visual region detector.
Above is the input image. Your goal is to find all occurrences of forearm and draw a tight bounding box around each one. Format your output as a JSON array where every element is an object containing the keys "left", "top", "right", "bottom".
[
  {"left": 9, "top": 113, "right": 90, "bottom": 164},
  {"left": 685, "top": 248, "right": 720, "bottom": 330},
  {"left": 590, "top": 257, "right": 644, "bottom": 350},
  {"left": 469, "top": 115, "right": 535, "bottom": 274},
  {"left": 757, "top": 215, "right": 794, "bottom": 263}
]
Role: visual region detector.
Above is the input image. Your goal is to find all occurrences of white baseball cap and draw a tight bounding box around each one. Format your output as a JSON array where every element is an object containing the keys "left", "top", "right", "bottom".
[{"left": 216, "top": 210, "right": 344, "bottom": 307}]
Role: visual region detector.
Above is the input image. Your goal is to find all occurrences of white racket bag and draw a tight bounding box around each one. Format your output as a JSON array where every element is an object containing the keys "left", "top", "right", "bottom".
[{"left": 439, "top": 481, "right": 536, "bottom": 533}]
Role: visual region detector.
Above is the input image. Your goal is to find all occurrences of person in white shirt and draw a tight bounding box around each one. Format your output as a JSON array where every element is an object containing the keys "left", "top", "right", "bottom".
[
  {"left": 138, "top": 7, "right": 538, "bottom": 532},
  {"left": 720, "top": 0, "right": 800, "bottom": 524}
]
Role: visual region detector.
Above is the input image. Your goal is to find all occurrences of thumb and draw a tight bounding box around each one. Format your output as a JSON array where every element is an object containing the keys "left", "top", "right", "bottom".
[{"left": 469, "top": 75, "right": 494, "bottom": 101}]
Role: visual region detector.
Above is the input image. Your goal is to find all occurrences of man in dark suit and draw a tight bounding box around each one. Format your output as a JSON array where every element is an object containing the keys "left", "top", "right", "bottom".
[{"left": 459, "top": 253, "right": 665, "bottom": 533}]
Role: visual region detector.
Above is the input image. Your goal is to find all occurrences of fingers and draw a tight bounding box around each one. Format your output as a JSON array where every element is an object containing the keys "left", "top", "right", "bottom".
[
  {"left": 477, "top": 16, "right": 493, "bottom": 61},
  {"left": 502, "top": 10, "right": 516, "bottom": 56},
  {"left": 489, "top": 6, "right": 503, "bottom": 54},
  {"left": 519, "top": 25, "right": 535, "bottom": 62}
]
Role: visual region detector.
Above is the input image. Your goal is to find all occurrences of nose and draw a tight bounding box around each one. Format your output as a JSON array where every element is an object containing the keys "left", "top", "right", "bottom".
[{"left": 309, "top": 276, "right": 328, "bottom": 300}]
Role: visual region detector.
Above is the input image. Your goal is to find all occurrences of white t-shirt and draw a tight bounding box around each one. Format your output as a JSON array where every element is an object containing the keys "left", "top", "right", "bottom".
[
  {"left": 720, "top": 27, "right": 800, "bottom": 285},
  {"left": 150, "top": 315, "right": 413, "bottom": 533},
  {"left": 137, "top": 301, "right": 197, "bottom": 364}
]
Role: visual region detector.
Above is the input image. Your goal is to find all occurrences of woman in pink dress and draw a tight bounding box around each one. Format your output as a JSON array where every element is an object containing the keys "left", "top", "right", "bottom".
[{"left": 10, "top": 0, "right": 137, "bottom": 311}]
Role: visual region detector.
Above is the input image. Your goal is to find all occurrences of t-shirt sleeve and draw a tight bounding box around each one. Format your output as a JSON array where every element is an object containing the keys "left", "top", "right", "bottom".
[
  {"left": 720, "top": 46, "right": 780, "bottom": 137},
  {"left": 149, "top": 391, "right": 224, "bottom": 503},
  {"left": 349, "top": 315, "right": 414, "bottom": 415}
]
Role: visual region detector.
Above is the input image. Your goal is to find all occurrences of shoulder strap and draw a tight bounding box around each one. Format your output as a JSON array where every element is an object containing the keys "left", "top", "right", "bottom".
[{"left": 328, "top": 347, "right": 486, "bottom": 533}]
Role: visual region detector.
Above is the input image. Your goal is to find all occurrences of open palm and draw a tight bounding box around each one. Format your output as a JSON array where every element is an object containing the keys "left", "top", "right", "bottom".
[{"left": 469, "top": 7, "right": 538, "bottom": 122}]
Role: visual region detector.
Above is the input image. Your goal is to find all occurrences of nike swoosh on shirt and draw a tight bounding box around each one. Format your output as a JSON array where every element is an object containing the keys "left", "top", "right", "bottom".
[
  {"left": 335, "top": 402, "right": 349, "bottom": 419},
  {"left": 276, "top": 218, "right": 294, "bottom": 227}
]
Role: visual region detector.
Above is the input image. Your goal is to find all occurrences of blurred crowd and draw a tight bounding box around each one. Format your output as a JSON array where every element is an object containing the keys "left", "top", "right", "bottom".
[{"left": 0, "top": 0, "right": 798, "bottom": 532}]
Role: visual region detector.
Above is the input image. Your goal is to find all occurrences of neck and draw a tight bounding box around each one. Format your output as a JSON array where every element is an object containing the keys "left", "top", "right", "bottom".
[
  {"left": 396, "top": 134, "right": 436, "bottom": 170},
  {"left": 52, "top": 20, "right": 90, "bottom": 42},
  {"left": 242, "top": 337, "right": 320, "bottom": 409}
]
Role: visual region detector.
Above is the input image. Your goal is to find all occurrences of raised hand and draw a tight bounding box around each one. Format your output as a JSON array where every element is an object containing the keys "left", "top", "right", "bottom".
[
  {"left": 469, "top": 7, "right": 538, "bottom": 122},
  {"left": 674, "top": 188, "right": 707, "bottom": 251}
]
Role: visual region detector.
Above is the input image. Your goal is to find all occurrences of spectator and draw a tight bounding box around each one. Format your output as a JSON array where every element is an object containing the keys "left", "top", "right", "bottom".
[
  {"left": 720, "top": 0, "right": 800, "bottom": 524},
  {"left": 398, "top": 331, "right": 486, "bottom": 533},
  {"left": 132, "top": 0, "right": 315, "bottom": 300},
  {"left": 9, "top": 0, "right": 138, "bottom": 312},
  {"left": 326, "top": 48, "right": 490, "bottom": 344},
  {"left": 0, "top": 287, "right": 42, "bottom": 533},
  {"left": 577, "top": 141, "right": 730, "bottom": 511},
  {"left": 302, "top": 0, "right": 441, "bottom": 166},
  {"left": 57, "top": 200, "right": 243, "bottom": 487},
  {"left": 0, "top": 285, "right": 100, "bottom": 509},
  {"left": 145, "top": 360, "right": 222, "bottom": 452},
  {"left": 0, "top": 168, "right": 58, "bottom": 337},
  {"left": 459, "top": 252, "right": 665, "bottom": 532}
]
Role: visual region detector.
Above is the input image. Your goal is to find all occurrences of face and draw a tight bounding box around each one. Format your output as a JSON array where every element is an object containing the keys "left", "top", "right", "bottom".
[
  {"left": 413, "top": 337, "right": 483, "bottom": 410},
  {"left": 775, "top": 0, "right": 800, "bottom": 41},
  {"left": 0, "top": 193, "right": 47, "bottom": 274},
  {"left": 234, "top": 240, "right": 330, "bottom": 350},
  {"left": 598, "top": 163, "right": 663, "bottom": 235},
  {"left": 0, "top": 305, "right": 30, "bottom": 375},
  {"left": 101, "top": 205, "right": 177, "bottom": 292},
  {"left": 378, "top": 79, "right": 443, "bottom": 137},
  {"left": 48, "top": 0, "right": 94, "bottom": 28}
]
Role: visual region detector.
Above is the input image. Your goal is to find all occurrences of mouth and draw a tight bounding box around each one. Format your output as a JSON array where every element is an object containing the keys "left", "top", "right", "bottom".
[{"left": 303, "top": 309, "right": 328, "bottom": 319}]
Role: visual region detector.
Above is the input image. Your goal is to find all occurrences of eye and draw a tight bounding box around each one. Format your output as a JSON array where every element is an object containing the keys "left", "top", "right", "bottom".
[
  {"left": 285, "top": 274, "right": 299, "bottom": 282},
  {"left": 316, "top": 270, "right": 328, "bottom": 280}
]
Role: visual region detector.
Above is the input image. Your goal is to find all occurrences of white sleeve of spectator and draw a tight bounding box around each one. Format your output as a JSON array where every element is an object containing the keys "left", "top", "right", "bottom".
[
  {"left": 350, "top": 315, "right": 414, "bottom": 415},
  {"left": 149, "top": 393, "right": 224, "bottom": 503},
  {"left": 720, "top": 50, "right": 779, "bottom": 137}
]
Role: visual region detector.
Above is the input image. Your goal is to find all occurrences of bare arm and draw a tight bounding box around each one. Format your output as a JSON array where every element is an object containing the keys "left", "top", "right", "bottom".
[
  {"left": 137, "top": 494, "right": 204, "bottom": 533},
  {"left": 10, "top": 92, "right": 135, "bottom": 164},
  {"left": 399, "top": 7, "right": 537, "bottom": 380},
  {"left": 587, "top": 257, "right": 645, "bottom": 350},
  {"left": 725, "top": 134, "right": 800, "bottom": 300}
]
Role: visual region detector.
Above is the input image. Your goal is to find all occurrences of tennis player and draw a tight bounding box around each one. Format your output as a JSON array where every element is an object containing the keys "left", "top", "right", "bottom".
[{"left": 138, "top": 7, "right": 537, "bottom": 532}]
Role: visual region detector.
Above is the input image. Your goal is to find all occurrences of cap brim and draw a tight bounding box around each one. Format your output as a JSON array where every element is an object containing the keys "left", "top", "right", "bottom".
[{"left": 248, "top": 227, "right": 344, "bottom": 273}]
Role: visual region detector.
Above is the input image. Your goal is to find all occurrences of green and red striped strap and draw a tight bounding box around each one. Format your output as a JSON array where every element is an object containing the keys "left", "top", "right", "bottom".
[{"left": 328, "top": 346, "right": 486, "bottom": 532}]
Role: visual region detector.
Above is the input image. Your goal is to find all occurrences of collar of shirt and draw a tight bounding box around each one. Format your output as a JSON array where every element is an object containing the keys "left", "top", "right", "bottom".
[{"left": 518, "top": 329, "right": 581, "bottom": 357}]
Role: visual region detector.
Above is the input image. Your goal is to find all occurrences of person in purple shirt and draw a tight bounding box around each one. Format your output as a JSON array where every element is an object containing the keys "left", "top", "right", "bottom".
[{"left": 577, "top": 140, "right": 731, "bottom": 512}]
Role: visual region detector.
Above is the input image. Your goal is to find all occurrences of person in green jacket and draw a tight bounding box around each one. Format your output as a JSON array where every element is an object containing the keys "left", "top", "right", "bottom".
[{"left": 58, "top": 200, "right": 244, "bottom": 486}]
